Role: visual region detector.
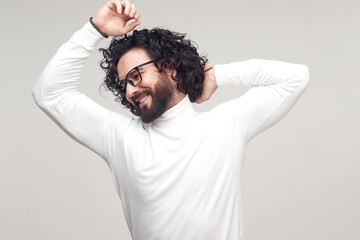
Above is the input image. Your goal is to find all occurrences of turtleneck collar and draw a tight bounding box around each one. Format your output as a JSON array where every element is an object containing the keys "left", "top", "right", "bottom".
[{"left": 144, "top": 95, "right": 197, "bottom": 129}]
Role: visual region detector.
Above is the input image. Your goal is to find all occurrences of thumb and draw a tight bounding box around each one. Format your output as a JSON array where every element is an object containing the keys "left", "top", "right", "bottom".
[
  {"left": 122, "top": 21, "right": 141, "bottom": 35},
  {"left": 195, "top": 95, "right": 205, "bottom": 104}
]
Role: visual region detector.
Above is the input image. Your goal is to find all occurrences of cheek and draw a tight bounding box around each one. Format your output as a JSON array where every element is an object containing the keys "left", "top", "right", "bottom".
[
  {"left": 124, "top": 88, "right": 131, "bottom": 102},
  {"left": 125, "top": 93, "right": 132, "bottom": 104}
]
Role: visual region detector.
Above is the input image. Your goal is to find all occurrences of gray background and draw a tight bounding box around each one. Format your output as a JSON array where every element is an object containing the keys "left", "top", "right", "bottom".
[{"left": 1, "top": 0, "right": 359, "bottom": 239}]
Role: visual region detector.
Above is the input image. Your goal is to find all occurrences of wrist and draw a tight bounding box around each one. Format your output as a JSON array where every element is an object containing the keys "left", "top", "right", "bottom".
[{"left": 89, "top": 17, "right": 109, "bottom": 38}]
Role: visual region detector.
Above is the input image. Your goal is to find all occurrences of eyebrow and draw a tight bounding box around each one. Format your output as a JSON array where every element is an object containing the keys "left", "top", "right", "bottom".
[{"left": 119, "top": 60, "right": 154, "bottom": 80}]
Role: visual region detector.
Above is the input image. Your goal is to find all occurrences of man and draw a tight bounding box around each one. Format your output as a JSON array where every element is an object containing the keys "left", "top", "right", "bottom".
[{"left": 32, "top": 0, "right": 310, "bottom": 239}]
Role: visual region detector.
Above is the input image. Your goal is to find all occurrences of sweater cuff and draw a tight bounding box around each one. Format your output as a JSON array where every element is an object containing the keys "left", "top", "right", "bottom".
[{"left": 70, "top": 21, "right": 107, "bottom": 51}]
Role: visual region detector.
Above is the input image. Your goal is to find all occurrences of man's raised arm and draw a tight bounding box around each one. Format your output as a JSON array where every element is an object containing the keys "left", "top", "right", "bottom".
[
  {"left": 31, "top": 0, "right": 140, "bottom": 160},
  {"left": 200, "top": 59, "right": 310, "bottom": 143}
]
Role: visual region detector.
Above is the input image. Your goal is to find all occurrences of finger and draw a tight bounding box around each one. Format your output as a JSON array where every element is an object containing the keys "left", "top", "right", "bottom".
[
  {"left": 196, "top": 98, "right": 203, "bottom": 104},
  {"left": 134, "top": 10, "right": 140, "bottom": 20},
  {"left": 129, "top": 3, "right": 137, "bottom": 18},
  {"left": 195, "top": 95, "right": 204, "bottom": 104},
  {"left": 119, "top": 1, "right": 126, "bottom": 14},
  {"left": 122, "top": 20, "right": 141, "bottom": 34},
  {"left": 107, "top": 1, "right": 118, "bottom": 13},
  {"left": 124, "top": 0, "right": 131, "bottom": 15},
  {"left": 111, "top": 0, "right": 123, "bottom": 14},
  {"left": 107, "top": 1, "right": 115, "bottom": 9}
]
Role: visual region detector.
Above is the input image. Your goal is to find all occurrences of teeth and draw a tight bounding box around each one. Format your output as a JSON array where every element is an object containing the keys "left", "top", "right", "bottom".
[{"left": 139, "top": 95, "right": 148, "bottom": 104}]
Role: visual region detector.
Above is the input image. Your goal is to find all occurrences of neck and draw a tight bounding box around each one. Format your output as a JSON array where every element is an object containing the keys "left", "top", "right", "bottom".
[
  {"left": 166, "top": 92, "right": 186, "bottom": 111},
  {"left": 149, "top": 94, "right": 196, "bottom": 129}
]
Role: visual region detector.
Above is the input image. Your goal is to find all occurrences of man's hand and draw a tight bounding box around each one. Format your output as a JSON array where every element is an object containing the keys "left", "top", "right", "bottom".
[
  {"left": 92, "top": 0, "right": 141, "bottom": 37},
  {"left": 196, "top": 67, "right": 218, "bottom": 104}
]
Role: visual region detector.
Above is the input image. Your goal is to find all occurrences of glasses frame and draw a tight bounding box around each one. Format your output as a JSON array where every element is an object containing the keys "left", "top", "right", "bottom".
[{"left": 117, "top": 60, "right": 155, "bottom": 88}]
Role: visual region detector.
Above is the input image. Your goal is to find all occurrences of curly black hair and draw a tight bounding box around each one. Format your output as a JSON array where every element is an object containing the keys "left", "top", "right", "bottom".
[{"left": 98, "top": 28, "right": 210, "bottom": 116}]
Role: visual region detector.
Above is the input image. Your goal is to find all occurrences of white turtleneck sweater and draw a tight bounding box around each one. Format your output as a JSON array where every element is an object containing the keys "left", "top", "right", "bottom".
[{"left": 32, "top": 22, "right": 310, "bottom": 240}]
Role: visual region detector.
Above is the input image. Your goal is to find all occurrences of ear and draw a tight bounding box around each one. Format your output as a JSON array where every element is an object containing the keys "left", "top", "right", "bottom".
[
  {"left": 170, "top": 69, "right": 177, "bottom": 80},
  {"left": 164, "top": 60, "right": 177, "bottom": 80}
]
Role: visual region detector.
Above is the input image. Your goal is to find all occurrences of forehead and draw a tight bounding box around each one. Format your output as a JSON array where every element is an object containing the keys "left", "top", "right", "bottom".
[{"left": 117, "top": 48, "right": 152, "bottom": 79}]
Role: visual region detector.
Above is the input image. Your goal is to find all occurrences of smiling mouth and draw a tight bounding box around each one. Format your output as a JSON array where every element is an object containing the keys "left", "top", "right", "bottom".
[
  {"left": 139, "top": 95, "right": 149, "bottom": 104},
  {"left": 134, "top": 94, "right": 150, "bottom": 107},
  {"left": 132, "top": 90, "right": 152, "bottom": 107}
]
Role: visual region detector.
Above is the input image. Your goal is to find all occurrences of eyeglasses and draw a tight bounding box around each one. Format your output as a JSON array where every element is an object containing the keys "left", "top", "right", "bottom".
[{"left": 116, "top": 60, "right": 155, "bottom": 89}]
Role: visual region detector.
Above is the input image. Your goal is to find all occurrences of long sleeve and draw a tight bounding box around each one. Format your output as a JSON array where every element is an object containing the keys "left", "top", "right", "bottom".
[
  {"left": 31, "top": 22, "right": 132, "bottom": 161},
  {"left": 214, "top": 59, "right": 310, "bottom": 143}
]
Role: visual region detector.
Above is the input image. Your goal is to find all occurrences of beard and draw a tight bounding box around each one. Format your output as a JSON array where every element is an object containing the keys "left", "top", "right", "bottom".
[{"left": 133, "top": 74, "right": 175, "bottom": 123}]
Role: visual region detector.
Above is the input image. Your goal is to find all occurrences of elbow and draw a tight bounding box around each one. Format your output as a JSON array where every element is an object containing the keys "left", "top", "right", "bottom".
[
  {"left": 31, "top": 82, "right": 47, "bottom": 110},
  {"left": 31, "top": 84, "right": 40, "bottom": 106},
  {"left": 294, "top": 64, "right": 310, "bottom": 91},
  {"left": 301, "top": 64, "right": 310, "bottom": 86}
]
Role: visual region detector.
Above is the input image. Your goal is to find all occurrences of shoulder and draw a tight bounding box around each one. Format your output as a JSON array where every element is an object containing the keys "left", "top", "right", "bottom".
[{"left": 105, "top": 111, "right": 139, "bottom": 137}]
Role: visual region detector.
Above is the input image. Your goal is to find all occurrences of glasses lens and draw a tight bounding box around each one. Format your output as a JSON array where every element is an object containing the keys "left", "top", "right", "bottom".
[{"left": 127, "top": 68, "right": 142, "bottom": 86}]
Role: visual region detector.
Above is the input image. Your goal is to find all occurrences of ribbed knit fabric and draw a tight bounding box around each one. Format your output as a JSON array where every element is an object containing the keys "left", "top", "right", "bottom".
[{"left": 32, "top": 22, "right": 310, "bottom": 240}]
